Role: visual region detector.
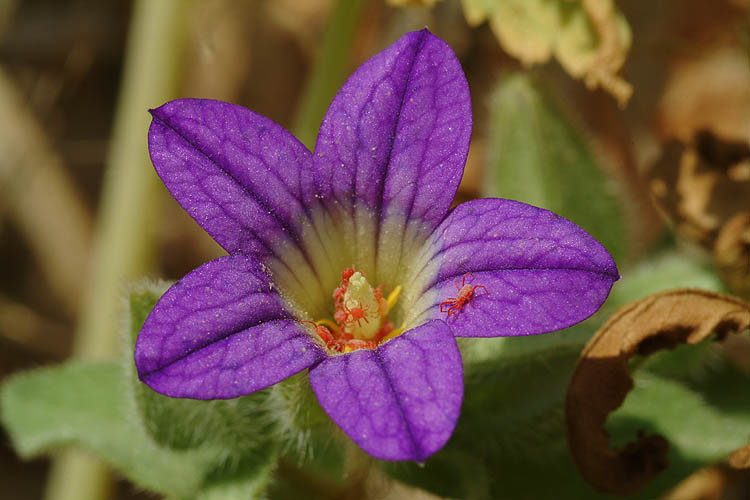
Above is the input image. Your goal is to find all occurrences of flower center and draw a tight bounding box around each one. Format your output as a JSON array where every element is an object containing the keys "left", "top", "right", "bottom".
[
  {"left": 306, "top": 267, "right": 403, "bottom": 353},
  {"left": 337, "top": 271, "right": 384, "bottom": 339}
]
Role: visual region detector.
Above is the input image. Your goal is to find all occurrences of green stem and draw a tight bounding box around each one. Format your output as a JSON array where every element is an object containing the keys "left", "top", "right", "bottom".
[
  {"left": 291, "top": 0, "right": 369, "bottom": 149},
  {"left": 44, "top": 1, "right": 190, "bottom": 500}
]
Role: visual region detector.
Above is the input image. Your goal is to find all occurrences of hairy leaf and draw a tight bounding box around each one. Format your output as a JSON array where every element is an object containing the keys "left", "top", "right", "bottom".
[
  {"left": 126, "top": 284, "right": 277, "bottom": 455},
  {"left": 607, "top": 366, "right": 750, "bottom": 497},
  {"left": 196, "top": 451, "right": 277, "bottom": 500},
  {"left": 0, "top": 361, "right": 211, "bottom": 498},
  {"left": 484, "top": 73, "right": 626, "bottom": 262}
]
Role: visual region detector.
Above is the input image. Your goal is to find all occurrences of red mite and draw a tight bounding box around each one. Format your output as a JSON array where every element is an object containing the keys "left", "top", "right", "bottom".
[
  {"left": 298, "top": 320, "right": 334, "bottom": 344},
  {"left": 296, "top": 267, "right": 389, "bottom": 353},
  {"left": 440, "top": 272, "right": 488, "bottom": 318},
  {"left": 297, "top": 319, "right": 377, "bottom": 352},
  {"left": 342, "top": 301, "right": 371, "bottom": 327}
]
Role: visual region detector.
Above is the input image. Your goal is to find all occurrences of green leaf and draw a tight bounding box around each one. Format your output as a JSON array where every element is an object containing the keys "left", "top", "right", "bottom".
[
  {"left": 622, "top": 365, "right": 750, "bottom": 456},
  {"left": 387, "top": 362, "right": 750, "bottom": 500},
  {"left": 196, "top": 448, "right": 277, "bottom": 500},
  {"left": 265, "top": 370, "right": 349, "bottom": 491},
  {"left": 1, "top": 282, "right": 283, "bottom": 499},
  {"left": 484, "top": 72, "right": 626, "bottom": 262},
  {"left": 0, "top": 361, "right": 211, "bottom": 498},
  {"left": 126, "top": 284, "right": 277, "bottom": 456},
  {"left": 607, "top": 363, "right": 750, "bottom": 499},
  {"left": 607, "top": 251, "right": 726, "bottom": 311},
  {"left": 603, "top": 251, "right": 728, "bottom": 380},
  {"left": 461, "top": 0, "right": 632, "bottom": 104},
  {"left": 384, "top": 323, "right": 596, "bottom": 499},
  {"left": 389, "top": 252, "right": 727, "bottom": 498},
  {"left": 386, "top": 284, "right": 746, "bottom": 499}
]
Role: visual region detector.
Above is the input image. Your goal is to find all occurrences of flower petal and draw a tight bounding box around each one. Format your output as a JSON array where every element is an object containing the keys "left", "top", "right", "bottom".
[
  {"left": 411, "top": 198, "right": 619, "bottom": 337},
  {"left": 148, "top": 99, "right": 329, "bottom": 312},
  {"left": 313, "top": 29, "right": 472, "bottom": 281},
  {"left": 309, "top": 320, "right": 463, "bottom": 461},
  {"left": 149, "top": 98, "right": 315, "bottom": 257},
  {"left": 135, "top": 255, "right": 325, "bottom": 399}
]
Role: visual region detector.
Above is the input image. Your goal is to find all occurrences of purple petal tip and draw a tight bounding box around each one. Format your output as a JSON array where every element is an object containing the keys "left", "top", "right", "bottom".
[
  {"left": 310, "top": 321, "right": 463, "bottom": 461},
  {"left": 135, "top": 256, "right": 324, "bottom": 399}
]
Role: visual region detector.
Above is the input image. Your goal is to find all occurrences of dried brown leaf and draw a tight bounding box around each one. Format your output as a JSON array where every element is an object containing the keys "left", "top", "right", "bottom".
[
  {"left": 729, "top": 446, "right": 750, "bottom": 469},
  {"left": 658, "top": 46, "right": 750, "bottom": 144},
  {"left": 648, "top": 131, "right": 750, "bottom": 249},
  {"left": 579, "top": 0, "right": 632, "bottom": 106},
  {"left": 722, "top": 332, "right": 750, "bottom": 374},
  {"left": 714, "top": 213, "right": 750, "bottom": 299},
  {"left": 566, "top": 289, "right": 750, "bottom": 495},
  {"left": 662, "top": 466, "right": 730, "bottom": 500}
]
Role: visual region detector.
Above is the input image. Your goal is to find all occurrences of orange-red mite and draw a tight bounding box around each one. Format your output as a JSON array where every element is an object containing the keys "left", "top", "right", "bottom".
[
  {"left": 298, "top": 266, "right": 396, "bottom": 353},
  {"left": 440, "top": 272, "right": 489, "bottom": 318},
  {"left": 298, "top": 320, "right": 334, "bottom": 344},
  {"left": 342, "top": 301, "right": 371, "bottom": 327}
]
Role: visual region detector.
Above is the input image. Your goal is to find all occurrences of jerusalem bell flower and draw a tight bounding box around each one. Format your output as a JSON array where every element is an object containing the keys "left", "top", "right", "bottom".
[{"left": 135, "top": 29, "right": 619, "bottom": 462}]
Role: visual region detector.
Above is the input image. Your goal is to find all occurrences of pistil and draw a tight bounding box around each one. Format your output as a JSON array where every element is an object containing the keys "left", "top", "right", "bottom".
[{"left": 306, "top": 267, "right": 402, "bottom": 352}]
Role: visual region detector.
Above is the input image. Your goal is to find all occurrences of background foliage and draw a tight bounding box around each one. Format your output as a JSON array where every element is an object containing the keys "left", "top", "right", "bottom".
[{"left": 0, "top": 0, "right": 748, "bottom": 499}]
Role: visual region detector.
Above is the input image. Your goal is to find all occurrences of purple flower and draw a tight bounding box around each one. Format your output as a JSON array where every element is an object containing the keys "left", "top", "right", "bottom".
[{"left": 135, "top": 29, "right": 618, "bottom": 462}]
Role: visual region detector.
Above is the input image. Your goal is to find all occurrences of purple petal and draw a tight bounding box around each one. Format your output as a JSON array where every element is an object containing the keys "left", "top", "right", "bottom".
[
  {"left": 309, "top": 320, "right": 463, "bottom": 461},
  {"left": 313, "top": 29, "right": 471, "bottom": 274},
  {"left": 135, "top": 256, "right": 325, "bottom": 399},
  {"left": 148, "top": 99, "right": 316, "bottom": 259},
  {"left": 414, "top": 198, "right": 619, "bottom": 337}
]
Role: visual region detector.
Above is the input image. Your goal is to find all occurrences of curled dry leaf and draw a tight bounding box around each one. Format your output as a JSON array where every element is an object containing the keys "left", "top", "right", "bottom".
[
  {"left": 648, "top": 131, "right": 750, "bottom": 249},
  {"left": 729, "top": 446, "right": 750, "bottom": 469},
  {"left": 460, "top": 0, "right": 632, "bottom": 106},
  {"left": 658, "top": 46, "right": 750, "bottom": 144},
  {"left": 566, "top": 289, "right": 750, "bottom": 495},
  {"left": 714, "top": 213, "right": 750, "bottom": 299},
  {"left": 721, "top": 332, "right": 750, "bottom": 375}
]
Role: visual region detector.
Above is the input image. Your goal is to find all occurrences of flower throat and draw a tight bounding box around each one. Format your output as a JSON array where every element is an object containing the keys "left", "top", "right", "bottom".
[{"left": 307, "top": 267, "right": 403, "bottom": 353}]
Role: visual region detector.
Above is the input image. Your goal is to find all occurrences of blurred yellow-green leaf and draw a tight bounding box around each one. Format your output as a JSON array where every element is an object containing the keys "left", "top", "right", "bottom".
[
  {"left": 461, "top": 0, "right": 632, "bottom": 105},
  {"left": 386, "top": 0, "right": 441, "bottom": 6}
]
